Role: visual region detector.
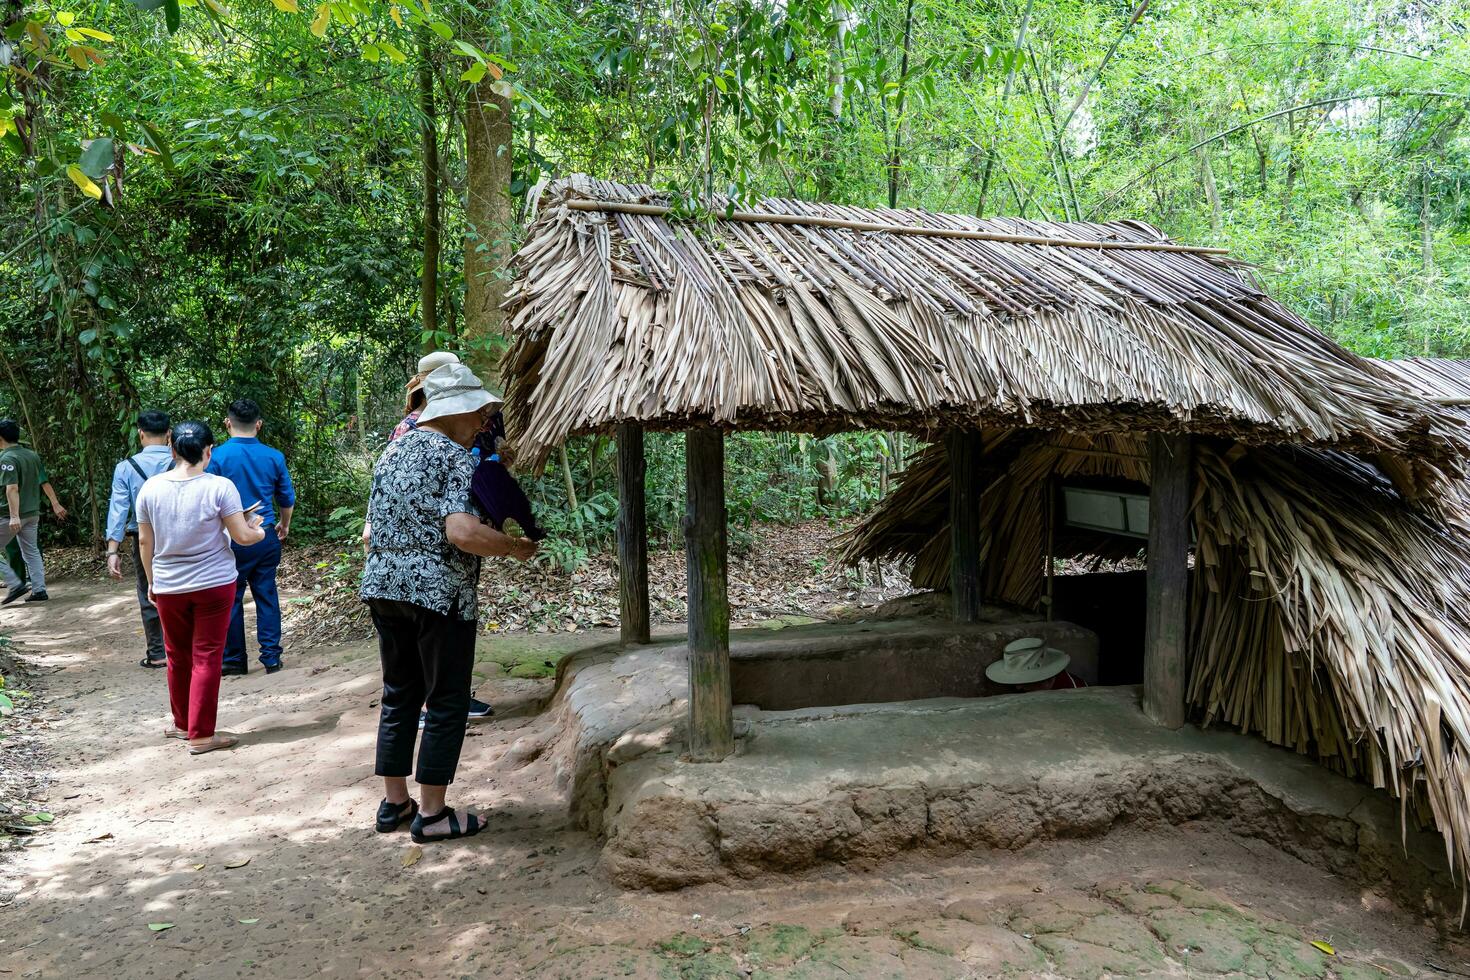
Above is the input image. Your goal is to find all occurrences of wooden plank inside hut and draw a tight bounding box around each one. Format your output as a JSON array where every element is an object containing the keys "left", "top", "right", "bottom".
[
  {"left": 617, "top": 423, "right": 651, "bottom": 645},
  {"left": 685, "top": 428, "right": 734, "bottom": 761},
  {"left": 1143, "top": 433, "right": 1191, "bottom": 729}
]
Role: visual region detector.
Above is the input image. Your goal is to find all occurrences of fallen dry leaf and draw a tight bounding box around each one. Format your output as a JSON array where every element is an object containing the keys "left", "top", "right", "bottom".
[
  {"left": 224, "top": 857, "right": 250, "bottom": 869},
  {"left": 402, "top": 846, "right": 423, "bottom": 868},
  {"left": 147, "top": 922, "right": 174, "bottom": 932}
]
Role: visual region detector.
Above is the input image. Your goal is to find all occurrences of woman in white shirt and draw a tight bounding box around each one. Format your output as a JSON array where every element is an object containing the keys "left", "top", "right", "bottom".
[{"left": 136, "top": 421, "right": 265, "bottom": 755}]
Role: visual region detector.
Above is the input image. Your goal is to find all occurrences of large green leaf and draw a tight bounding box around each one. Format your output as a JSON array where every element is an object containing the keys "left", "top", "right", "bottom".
[{"left": 80, "top": 138, "right": 114, "bottom": 179}]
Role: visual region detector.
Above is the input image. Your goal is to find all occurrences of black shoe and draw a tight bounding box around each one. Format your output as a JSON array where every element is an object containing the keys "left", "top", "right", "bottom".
[
  {"left": 221, "top": 665, "right": 248, "bottom": 677},
  {"left": 140, "top": 657, "right": 166, "bottom": 669},
  {"left": 264, "top": 662, "right": 284, "bottom": 675},
  {"left": 467, "top": 697, "right": 495, "bottom": 720},
  {"left": 22, "top": 590, "right": 48, "bottom": 603},
  {"left": 376, "top": 798, "right": 418, "bottom": 833},
  {"left": 2, "top": 584, "right": 29, "bottom": 606}
]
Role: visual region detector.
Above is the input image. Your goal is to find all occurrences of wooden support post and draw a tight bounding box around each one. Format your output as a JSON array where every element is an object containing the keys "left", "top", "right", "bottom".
[
  {"left": 1144, "top": 432, "right": 1192, "bottom": 730},
  {"left": 946, "top": 429, "right": 985, "bottom": 623},
  {"left": 684, "top": 428, "right": 733, "bottom": 761},
  {"left": 616, "top": 423, "right": 650, "bottom": 645}
]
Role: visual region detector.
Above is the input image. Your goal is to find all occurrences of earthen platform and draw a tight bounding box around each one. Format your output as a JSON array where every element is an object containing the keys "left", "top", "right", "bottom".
[{"left": 533, "top": 619, "right": 1458, "bottom": 923}]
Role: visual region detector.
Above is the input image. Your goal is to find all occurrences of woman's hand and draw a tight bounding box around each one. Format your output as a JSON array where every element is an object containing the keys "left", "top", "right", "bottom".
[{"left": 223, "top": 509, "right": 268, "bottom": 546}]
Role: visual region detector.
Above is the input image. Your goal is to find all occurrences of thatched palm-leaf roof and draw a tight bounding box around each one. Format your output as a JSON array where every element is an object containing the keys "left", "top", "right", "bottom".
[
  {"left": 1379, "top": 357, "right": 1470, "bottom": 408},
  {"left": 502, "top": 176, "right": 1464, "bottom": 477}
]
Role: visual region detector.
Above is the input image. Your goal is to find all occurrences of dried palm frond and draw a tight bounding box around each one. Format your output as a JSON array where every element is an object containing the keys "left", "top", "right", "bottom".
[{"left": 501, "top": 176, "right": 1466, "bottom": 488}]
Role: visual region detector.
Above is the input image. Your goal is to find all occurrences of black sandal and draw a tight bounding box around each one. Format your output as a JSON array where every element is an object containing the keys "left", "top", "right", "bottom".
[
  {"left": 139, "top": 657, "right": 166, "bottom": 669},
  {"left": 375, "top": 798, "right": 418, "bottom": 833},
  {"left": 410, "top": 806, "right": 484, "bottom": 844}
]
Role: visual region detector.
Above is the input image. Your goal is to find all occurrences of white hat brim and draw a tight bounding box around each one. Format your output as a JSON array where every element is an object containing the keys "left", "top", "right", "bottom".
[
  {"left": 416, "top": 389, "right": 501, "bottom": 425},
  {"left": 985, "top": 649, "right": 1070, "bottom": 685}
]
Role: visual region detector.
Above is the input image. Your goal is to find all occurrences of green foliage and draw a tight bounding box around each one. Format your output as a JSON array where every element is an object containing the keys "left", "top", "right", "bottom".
[{"left": 6, "top": 0, "right": 1470, "bottom": 546}]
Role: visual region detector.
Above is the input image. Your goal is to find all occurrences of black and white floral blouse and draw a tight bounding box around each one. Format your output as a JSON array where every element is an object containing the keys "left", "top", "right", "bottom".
[{"left": 360, "top": 428, "right": 481, "bottom": 620}]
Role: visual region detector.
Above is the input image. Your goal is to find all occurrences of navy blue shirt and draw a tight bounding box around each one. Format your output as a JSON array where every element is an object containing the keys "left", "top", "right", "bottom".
[{"left": 207, "top": 436, "right": 296, "bottom": 527}]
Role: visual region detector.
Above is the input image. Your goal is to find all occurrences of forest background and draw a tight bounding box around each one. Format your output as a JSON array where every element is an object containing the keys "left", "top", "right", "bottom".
[{"left": 5, "top": 0, "right": 1470, "bottom": 570}]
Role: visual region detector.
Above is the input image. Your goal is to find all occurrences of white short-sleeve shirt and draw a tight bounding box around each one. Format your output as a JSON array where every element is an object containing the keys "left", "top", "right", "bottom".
[{"left": 135, "top": 473, "right": 244, "bottom": 594}]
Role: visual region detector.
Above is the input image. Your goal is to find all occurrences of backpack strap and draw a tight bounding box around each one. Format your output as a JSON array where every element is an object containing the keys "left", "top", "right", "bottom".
[{"left": 126, "top": 456, "right": 148, "bottom": 481}]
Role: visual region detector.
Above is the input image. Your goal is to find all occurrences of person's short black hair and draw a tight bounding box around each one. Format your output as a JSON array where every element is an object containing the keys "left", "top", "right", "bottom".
[
  {"left": 227, "top": 399, "right": 261, "bottom": 426},
  {"left": 0, "top": 419, "right": 19, "bottom": 443},
  {"left": 171, "top": 421, "right": 215, "bottom": 465},
  {"left": 137, "top": 410, "right": 171, "bottom": 435}
]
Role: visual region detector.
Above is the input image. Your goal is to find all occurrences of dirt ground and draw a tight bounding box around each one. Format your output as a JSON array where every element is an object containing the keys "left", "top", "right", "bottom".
[{"left": 1, "top": 577, "right": 1467, "bottom": 979}]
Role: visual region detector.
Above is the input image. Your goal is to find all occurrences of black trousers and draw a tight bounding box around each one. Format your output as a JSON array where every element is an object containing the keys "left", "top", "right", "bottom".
[
  {"left": 132, "top": 535, "right": 165, "bottom": 661},
  {"left": 368, "top": 598, "right": 476, "bottom": 786}
]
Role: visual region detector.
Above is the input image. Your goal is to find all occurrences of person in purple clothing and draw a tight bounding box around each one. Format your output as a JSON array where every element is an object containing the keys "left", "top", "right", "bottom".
[{"left": 207, "top": 399, "right": 297, "bottom": 676}]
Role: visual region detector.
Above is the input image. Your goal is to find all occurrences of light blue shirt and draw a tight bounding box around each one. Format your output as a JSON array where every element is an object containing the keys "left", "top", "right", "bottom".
[{"left": 105, "top": 444, "right": 174, "bottom": 542}]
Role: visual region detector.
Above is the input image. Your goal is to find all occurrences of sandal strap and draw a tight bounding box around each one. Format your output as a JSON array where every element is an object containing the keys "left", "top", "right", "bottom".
[{"left": 443, "top": 807, "right": 460, "bottom": 836}]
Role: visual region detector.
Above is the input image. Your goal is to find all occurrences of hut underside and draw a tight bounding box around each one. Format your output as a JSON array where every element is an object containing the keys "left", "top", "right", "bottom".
[{"left": 841, "top": 427, "right": 1470, "bottom": 904}]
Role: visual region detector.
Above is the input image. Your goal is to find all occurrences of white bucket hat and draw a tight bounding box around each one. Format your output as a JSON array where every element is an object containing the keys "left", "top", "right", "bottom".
[
  {"left": 415, "top": 363, "right": 502, "bottom": 425},
  {"left": 985, "top": 637, "right": 1070, "bottom": 685},
  {"left": 418, "top": 351, "right": 460, "bottom": 375},
  {"left": 408, "top": 352, "right": 461, "bottom": 397}
]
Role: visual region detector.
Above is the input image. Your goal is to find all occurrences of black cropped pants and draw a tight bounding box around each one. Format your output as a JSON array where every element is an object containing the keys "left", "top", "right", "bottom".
[{"left": 368, "top": 598, "right": 476, "bottom": 786}]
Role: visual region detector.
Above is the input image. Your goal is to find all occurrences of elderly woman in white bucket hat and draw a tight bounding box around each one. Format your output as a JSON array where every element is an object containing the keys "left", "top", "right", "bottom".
[
  {"left": 985, "top": 637, "right": 1088, "bottom": 693},
  {"left": 361, "top": 362, "right": 537, "bottom": 843}
]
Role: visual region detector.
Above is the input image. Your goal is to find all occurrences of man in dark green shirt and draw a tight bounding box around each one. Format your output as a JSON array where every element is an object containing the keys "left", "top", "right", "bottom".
[{"left": 0, "top": 419, "right": 67, "bottom": 604}]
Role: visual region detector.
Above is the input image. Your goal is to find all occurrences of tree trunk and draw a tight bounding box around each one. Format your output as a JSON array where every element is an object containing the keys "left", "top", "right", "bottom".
[
  {"left": 1280, "top": 111, "right": 1299, "bottom": 221},
  {"left": 684, "top": 429, "right": 733, "bottom": 762},
  {"left": 886, "top": 0, "right": 916, "bottom": 209},
  {"left": 464, "top": 80, "right": 514, "bottom": 382},
  {"left": 815, "top": 1, "right": 849, "bottom": 202},
  {"left": 975, "top": 0, "right": 1033, "bottom": 217},
  {"left": 418, "top": 33, "right": 440, "bottom": 348},
  {"left": 1421, "top": 170, "right": 1435, "bottom": 278},
  {"left": 1195, "top": 126, "right": 1222, "bottom": 236},
  {"left": 559, "top": 443, "right": 582, "bottom": 544}
]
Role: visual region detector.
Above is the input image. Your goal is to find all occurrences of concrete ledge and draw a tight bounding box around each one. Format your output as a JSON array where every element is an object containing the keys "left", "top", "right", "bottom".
[
  {"left": 542, "top": 616, "right": 1094, "bottom": 833},
  {"left": 599, "top": 688, "right": 1459, "bottom": 922}
]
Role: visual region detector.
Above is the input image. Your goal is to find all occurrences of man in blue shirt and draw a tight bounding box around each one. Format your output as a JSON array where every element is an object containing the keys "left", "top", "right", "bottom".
[
  {"left": 104, "top": 411, "right": 174, "bottom": 668},
  {"left": 208, "top": 399, "right": 296, "bottom": 676}
]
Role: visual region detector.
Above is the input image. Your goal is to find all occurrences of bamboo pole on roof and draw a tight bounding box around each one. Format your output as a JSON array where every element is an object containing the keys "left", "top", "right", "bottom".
[{"left": 563, "top": 199, "right": 1233, "bottom": 255}]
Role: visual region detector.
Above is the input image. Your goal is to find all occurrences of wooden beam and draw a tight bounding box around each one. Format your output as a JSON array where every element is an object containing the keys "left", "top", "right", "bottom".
[
  {"left": 684, "top": 428, "right": 733, "bottom": 761},
  {"left": 564, "top": 198, "right": 1232, "bottom": 255},
  {"left": 616, "top": 423, "right": 650, "bottom": 645},
  {"left": 946, "top": 429, "right": 985, "bottom": 623},
  {"left": 1144, "top": 432, "right": 1192, "bottom": 730}
]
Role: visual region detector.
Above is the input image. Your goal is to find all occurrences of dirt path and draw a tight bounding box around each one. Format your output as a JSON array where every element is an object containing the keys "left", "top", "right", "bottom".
[{"left": 1, "top": 578, "right": 1466, "bottom": 979}]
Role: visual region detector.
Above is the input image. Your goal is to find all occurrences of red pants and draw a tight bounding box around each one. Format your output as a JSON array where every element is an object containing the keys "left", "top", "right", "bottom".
[{"left": 154, "top": 582, "right": 236, "bottom": 740}]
